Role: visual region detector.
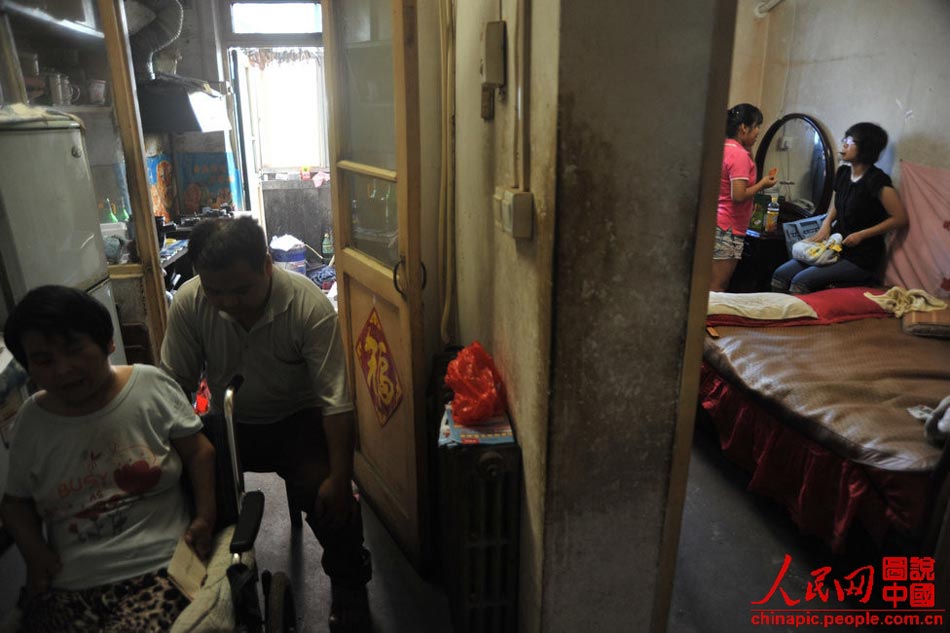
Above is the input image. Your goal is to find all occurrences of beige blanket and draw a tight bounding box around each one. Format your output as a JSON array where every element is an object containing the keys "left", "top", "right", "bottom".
[
  {"left": 171, "top": 525, "right": 250, "bottom": 632},
  {"left": 864, "top": 286, "right": 948, "bottom": 317}
]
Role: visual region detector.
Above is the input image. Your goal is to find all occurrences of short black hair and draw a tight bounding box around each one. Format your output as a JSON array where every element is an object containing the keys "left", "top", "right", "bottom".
[
  {"left": 187, "top": 217, "right": 268, "bottom": 273},
  {"left": 3, "top": 285, "right": 113, "bottom": 368},
  {"left": 844, "top": 122, "right": 888, "bottom": 165},
  {"left": 726, "top": 103, "right": 764, "bottom": 138}
]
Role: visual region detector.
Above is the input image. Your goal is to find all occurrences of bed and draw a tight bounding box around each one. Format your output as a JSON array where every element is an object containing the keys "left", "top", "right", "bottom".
[{"left": 699, "top": 160, "right": 950, "bottom": 553}]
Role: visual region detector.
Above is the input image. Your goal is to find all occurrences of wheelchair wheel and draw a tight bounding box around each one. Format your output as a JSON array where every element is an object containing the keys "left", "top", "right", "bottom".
[{"left": 265, "top": 571, "right": 297, "bottom": 632}]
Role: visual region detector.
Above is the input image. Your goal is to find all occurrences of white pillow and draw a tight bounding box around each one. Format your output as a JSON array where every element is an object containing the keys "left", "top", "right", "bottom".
[{"left": 708, "top": 292, "right": 818, "bottom": 320}]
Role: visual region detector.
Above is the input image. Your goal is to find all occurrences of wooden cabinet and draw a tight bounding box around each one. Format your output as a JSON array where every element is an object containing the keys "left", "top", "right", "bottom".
[
  {"left": 1, "top": 0, "right": 167, "bottom": 362},
  {"left": 728, "top": 232, "right": 790, "bottom": 293}
]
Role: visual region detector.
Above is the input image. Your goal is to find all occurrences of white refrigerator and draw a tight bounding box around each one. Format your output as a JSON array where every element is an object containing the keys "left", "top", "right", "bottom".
[{"left": 0, "top": 106, "right": 127, "bottom": 365}]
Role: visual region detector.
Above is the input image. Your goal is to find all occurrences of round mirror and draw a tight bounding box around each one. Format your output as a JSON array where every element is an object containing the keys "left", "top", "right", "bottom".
[{"left": 754, "top": 113, "right": 835, "bottom": 218}]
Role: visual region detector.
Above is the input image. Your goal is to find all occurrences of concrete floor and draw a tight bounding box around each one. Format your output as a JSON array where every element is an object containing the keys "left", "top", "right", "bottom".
[
  {"left": 669, "top": 421, "right": 923, "bottom": 633},
  {"left": 245, "top": 472, "right": 454, "bottom": 632},
  {"left": 0, "top": 474, "right": 454, "bottom": 633},
  {"left": 251, "top": 423, "right": 919, "bottom": 633},
  {"left": 0, "top": 425, "right": 924, "bottom": 632}
]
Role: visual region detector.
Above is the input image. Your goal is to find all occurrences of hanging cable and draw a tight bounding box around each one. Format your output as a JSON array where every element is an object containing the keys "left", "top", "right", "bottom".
[{"left": 438, "top": 0, "right": 457, "bottom": 344}]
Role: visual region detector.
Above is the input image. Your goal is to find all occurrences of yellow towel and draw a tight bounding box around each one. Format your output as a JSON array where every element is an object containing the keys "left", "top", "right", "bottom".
[{"left": 864, "top": 287, "right": 948, "bottom": 318}]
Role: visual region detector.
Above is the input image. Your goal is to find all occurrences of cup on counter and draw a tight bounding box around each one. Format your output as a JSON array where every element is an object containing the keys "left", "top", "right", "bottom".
[
  {"left": 45, "top": 74, "right": 80, "bottom": 106},
  {"left": 18, "top": 52, "right": 39, "bottom": 77},
  {"left": 59, "top": 76, "right": 81, "bottom": 105},
  {"left": 43, "top": 72, "right": 65, "bottom": 105},
  {"left": 87, "top": 78, "right": 107, "bottom": 105}
]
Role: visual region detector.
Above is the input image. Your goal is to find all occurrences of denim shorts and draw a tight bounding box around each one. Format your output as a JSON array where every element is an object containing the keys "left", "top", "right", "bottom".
[{"left": 713, "top": 226, "right": 745, "bottom": 260}]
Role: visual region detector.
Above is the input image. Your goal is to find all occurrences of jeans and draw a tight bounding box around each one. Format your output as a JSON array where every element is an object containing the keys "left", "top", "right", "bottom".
[{"left": 771, "top": 258, "right": 877, "bottom": 295}]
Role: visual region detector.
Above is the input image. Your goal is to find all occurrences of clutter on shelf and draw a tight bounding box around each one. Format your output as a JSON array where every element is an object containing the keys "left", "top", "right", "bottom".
[
  {"left": 270, "top": 234, "right": 307, "bottom": 276},
  {"left": 438, "top": 405, "right": 513, "bottom": 447}
]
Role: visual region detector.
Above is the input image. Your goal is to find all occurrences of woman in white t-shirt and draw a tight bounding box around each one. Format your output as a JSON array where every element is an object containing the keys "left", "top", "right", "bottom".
[{"left": 1, "top": 285, "right": 216, "bottom": 632}]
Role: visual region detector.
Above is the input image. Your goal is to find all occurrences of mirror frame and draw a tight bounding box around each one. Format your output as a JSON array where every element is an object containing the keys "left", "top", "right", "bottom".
[{"left": 754, "top": 113, "right": 836, "bottom": 217}]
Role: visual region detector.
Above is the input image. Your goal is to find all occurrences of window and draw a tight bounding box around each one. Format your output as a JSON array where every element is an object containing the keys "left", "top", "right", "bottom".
[
  {"left": 229, "top": 2, "right": 322, "bottom": 35},
  {"left": 243, "top": 48, "right": 329, "bottom": 169}
]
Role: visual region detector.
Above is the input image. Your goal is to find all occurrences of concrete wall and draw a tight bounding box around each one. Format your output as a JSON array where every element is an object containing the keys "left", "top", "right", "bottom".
[
  {"left": 172, "top": 1, "right": 222, "bottom": 84},
  {"left": 730, "top": 0, "right": 950, "bottom": 183},
  {"left": 260, "top": 179, "right": 332, "bottom": 254},
  {"left": 454, "top": 0, "right": 559, "bottom": 629},
  {"left": 544, "top": 1, "right": 735, "bottom": 631},
  {"left": 728, "top": 0, "right": 769, "bottom": 114}
]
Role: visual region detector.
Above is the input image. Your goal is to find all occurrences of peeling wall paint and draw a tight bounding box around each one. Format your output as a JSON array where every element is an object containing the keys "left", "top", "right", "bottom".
[
  {"left": 731, "top": 0, "right": 950, "bottom": 182},
  {"left": 544, "top": 1, "right": 734, "bottom": 631}
]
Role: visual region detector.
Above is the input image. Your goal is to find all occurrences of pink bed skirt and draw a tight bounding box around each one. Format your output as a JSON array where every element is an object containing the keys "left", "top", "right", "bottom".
[{"left": 699, "top": 363, "right": 934, "bottom": 553}]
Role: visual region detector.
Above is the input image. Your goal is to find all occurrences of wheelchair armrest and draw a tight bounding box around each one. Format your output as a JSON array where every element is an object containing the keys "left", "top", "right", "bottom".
[{"left": 230, "top": 490, "right": 264, "bottom": 554}]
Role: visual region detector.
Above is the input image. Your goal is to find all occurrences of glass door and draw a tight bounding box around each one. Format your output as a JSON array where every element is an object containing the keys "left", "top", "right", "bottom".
[{"left": 324, "top": 0, "right": 427, "bottom": 566}]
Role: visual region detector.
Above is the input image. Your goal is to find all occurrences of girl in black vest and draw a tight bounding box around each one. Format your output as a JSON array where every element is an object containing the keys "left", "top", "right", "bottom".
[{"left": 772, "top": 122, "right": 908, "bottom": 294}]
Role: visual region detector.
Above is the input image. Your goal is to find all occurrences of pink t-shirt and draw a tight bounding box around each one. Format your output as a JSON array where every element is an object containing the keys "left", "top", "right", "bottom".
[{"left": 717, "top": 140, "right": 757, "bottom": 235}]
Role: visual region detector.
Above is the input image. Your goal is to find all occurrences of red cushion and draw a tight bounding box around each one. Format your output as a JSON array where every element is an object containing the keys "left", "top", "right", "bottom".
[{"left": 797, "top": 286, "right": 891, "bottom": 322}]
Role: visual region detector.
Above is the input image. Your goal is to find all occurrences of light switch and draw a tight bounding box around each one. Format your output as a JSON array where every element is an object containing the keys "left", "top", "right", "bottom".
[{"left": 501, "top": 188, "right": 533, "bottom": 239}]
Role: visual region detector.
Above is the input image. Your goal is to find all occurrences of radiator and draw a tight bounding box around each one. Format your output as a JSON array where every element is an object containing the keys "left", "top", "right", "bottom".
[{"left": 439, "top": 442, "right": 522, "bottom": 633}]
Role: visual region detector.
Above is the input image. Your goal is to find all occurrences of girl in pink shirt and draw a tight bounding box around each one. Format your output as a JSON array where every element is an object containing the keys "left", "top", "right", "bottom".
[{"left": 711, "top": 103, "right": 777, "bottom": 291}]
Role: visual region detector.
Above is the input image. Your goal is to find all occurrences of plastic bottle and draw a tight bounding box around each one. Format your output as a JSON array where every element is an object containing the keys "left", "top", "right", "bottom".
[
  {"left": 322, "top": 232, "right": 334, "bottom": 260},
  {"left": 116, "top": 199, "right": 130, "bottom": 222},
  {"left": 384, "top": 184, "right": 393, "bottom": 226},
  {"left": 765, "top": 195, "right": 780, "bottom": 234},
  {"left": 101, "top": 197, "right": 118, "bottom": 224}
]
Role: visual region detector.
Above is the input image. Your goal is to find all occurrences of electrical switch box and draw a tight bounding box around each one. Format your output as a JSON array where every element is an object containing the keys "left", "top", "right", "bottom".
[
  {"left": 501, "top": 188, "right": 533, "bottom": 239},
  {"left": 482, "top": 21, "right": 506, "bottom": 88}
]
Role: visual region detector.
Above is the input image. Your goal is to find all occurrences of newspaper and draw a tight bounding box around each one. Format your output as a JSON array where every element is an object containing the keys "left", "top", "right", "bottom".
[{"left": 167, "top": 535, "right": 208, "bottom": 601}]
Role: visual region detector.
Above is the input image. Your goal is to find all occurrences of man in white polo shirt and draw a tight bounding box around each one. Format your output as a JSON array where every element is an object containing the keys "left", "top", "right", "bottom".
[{"left": 160, "top": 217, "right": 371, "bottom": 633}]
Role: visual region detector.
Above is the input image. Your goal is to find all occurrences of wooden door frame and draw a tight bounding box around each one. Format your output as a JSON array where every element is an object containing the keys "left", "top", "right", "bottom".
[
  {"left": 323, "top": 0, "right": 429, "bottom": 565},
  {"left": 98, "top": 0, "right": 167, "bottom": 363}
]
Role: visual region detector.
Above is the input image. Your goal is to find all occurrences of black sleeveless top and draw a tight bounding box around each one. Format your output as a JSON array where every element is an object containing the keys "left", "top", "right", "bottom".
[{"left": 832, "top": 164, "right": 891, "bottom": 271}]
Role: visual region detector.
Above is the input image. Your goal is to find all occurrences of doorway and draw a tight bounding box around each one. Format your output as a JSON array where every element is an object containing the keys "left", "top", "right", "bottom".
[{"left": 229, "top": 45, "right": 334, "bottom": 265}]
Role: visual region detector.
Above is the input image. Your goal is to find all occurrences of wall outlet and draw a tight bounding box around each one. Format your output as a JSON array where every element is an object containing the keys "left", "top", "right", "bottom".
[{"left": 501, "top": 188, "right": 533, "bottom": 239}]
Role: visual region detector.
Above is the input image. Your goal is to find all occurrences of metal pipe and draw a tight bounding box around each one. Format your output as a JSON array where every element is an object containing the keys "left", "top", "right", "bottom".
[
  {"left": 223, "top": 374, "right": 245, "bottom": 506},
  {"left": 129, "top": 0, "right": 184, "bottom": 79}
]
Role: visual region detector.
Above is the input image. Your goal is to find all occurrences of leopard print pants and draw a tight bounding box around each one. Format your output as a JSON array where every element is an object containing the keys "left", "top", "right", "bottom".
[{"left": 21, "top": 568, "right": 190, "bottom": 632}]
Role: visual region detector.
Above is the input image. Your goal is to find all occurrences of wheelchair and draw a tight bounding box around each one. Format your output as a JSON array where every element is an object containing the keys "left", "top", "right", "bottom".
[
  {"left": 186, "top": 374, "right": 299, "bottom": 633},
  {"left": 0, "top": 375, "right": 297, "bottom": 633}
]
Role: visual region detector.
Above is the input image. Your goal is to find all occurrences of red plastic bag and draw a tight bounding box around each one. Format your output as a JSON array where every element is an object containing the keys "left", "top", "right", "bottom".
[
  {"left": 445, "top": 341, "right": 507, "bottom": 425},
  {"left": 193, "top": 377, "right": 211, "bottom": 415}
]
